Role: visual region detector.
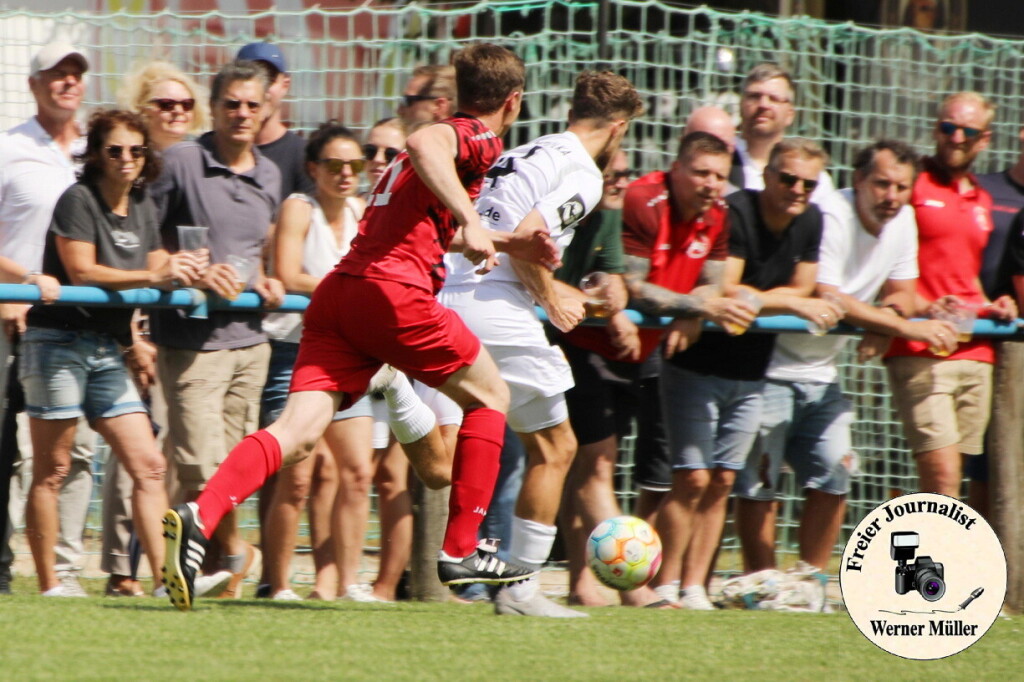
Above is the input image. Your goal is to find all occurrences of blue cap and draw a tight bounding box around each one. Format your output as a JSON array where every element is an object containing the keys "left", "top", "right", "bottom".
[{"left": 237, "top": 42, "right": 287, "bottom": 74}]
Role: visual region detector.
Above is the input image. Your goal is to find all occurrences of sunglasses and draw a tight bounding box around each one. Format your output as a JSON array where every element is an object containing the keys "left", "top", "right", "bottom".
[
  {"left": 317, "top": 157, "right": 366, "bottom": 174},
  {"left": 938, "top": 121, "right": 983, "bottom": 139},
  {"left": 776, "top": 170, "right": 819, "bottom": 192},
  {"left": 105, "top": 145, "right": 147, "bottom": 160},
  {"left": 363, "top": 143, "right": 401, "bottom": 164},
  {"left": 604, "top": 170, "right": 635, "bottom": 183},
  {"left": 400, "top": 93, "right": 438, "bottom": 107},
  {"left": 150, "top": 98, "right": 195, "bottom": 113},
  {"left": 222, "top": 98, "right": 262, "bottom": 112}
]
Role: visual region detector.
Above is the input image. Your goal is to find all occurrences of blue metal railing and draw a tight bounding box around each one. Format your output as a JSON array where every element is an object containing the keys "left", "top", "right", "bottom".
[{"left": 3, "top": 283, "right": 1021, "bottom": 336}]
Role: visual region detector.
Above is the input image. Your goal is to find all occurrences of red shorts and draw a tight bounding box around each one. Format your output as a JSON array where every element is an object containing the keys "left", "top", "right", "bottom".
[{"left": 291, "top": 273, "right": 480, "bottom": 408}]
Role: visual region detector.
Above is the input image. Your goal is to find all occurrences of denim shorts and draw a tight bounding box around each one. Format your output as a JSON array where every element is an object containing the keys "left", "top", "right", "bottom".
[
  {"left": 19, "top": 327, "right": 145, "bottom": 421},
  {"left": 660, "top": 363, "right": 764, "bottom": 471},
  {"left": 261, "top": 339, "right": 373, "bottom": 427},
  {"left": 734, "top": 379, "right": 854, "bottom": 501}
]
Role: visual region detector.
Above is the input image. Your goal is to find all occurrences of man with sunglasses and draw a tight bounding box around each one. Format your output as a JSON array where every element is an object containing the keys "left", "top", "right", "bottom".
[
  {"left": 652, "top": 138, "right": 842, "bottom": 610},
  {"left": 885, "top": 92, "right": 1016, "bottom": 499},
  {"left": 150, "top": 59, "right": 285, "bottom": 601},
  {"left": 397, "top": 64, "right": 455, "bottom": 131},
  {"left": 0, "top": 41, "right": 88, "bottom": 596},
  {"left": 729, "top": 63, "right": 833, "bottom": 203},
  {"left": 237, "top": 42, "right": 314, "bottom": 201}
]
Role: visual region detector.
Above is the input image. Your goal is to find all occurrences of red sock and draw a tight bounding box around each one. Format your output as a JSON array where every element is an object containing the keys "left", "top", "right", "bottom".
[
  {"left": 442, "top": 407, "right": 506, "bottom": 558},
  {"left": 194, "top": 430, "right": 282, "bottom": 539}
]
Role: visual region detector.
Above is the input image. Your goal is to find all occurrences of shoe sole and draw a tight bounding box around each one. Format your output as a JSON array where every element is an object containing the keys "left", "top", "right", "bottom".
[
  {"left": 439, "top": 568, "right": 540, "bottom": 587},
  {"left": 161, "top": 509, "right": 193, "bottom": 612}
]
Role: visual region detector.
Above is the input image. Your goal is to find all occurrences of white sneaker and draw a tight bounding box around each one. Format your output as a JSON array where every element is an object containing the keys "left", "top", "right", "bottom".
[
  {"left": 55, "top": 571, "right": 88, "bottom": 597},
  {"left": 272, "top": 589, "right": 303, "bottom": 601},
  {"left": 653, "top": 583, "right": 681, "bottom": 605},
  {"left": 42, "top": 584, "right": 87, "bottom": 598},
  {"left": 194, "top": 570, "right": 233, "bottom": 597},
  {"left": 153, "top": 585, "right": 168, "bottom": 598},
  {"left": 339, "top": 583, "right": 392, "bottom": 603},
  {"left": 494, "top": 587, "right": 588, "bottom": 618},
  {"left": 679, "top": 585, "right": 716, "bottom": 611}
]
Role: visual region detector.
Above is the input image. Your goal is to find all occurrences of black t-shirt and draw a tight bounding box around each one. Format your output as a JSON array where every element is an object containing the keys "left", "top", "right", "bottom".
[
  {"left": 670, "top": 189, "right": 823, "bottom": 381},
  {"left": 27, "top": 182, "right": 161, "bottom": 345},
  {"left": 978, "top": 170, "right": 1024, "bottom": 299},
  {"left": 259, "top": 130, "right": 314, "bottom": 202}
]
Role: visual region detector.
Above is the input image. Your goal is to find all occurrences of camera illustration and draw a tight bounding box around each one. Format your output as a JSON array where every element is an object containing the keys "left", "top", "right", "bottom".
[{"left": 891, "top": 531, "right": 945, "bottom": 601}]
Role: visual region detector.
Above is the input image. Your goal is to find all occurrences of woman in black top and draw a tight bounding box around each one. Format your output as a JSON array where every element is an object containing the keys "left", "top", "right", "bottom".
[{"left": 21, "top": 110, "right": 203, "bottom": 596}]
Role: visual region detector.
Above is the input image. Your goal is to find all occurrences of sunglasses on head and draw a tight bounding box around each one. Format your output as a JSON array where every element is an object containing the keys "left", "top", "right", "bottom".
[
  {"left": 223, "top": 98, "right": 261, "bottom": 112},
  {"left": 401, "top": 93, "right": 438, "bottom": 107},
  {"left": 150, "top": 98, "right": 195, "bottom": 113},
  {"left": 317, "top": 157, "right": 366, "bottom": 174},
  {"left": 105, "top": 145, "right": 147, "bottom": 160},
  {"left": 776, "top": 170, "right": 819, "bottom": 192},
  {"left": 938, "top": 121, "right": 983, "bottom": 139},
  {"left": 363, "top": 143, "right": 401, "bottom": 164}
]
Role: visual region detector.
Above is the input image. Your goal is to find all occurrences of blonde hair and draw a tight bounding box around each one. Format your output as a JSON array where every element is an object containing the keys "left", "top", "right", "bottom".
[
  {"left": 938, "top": 91, "right": 996, "bottom": 129},
  {"left": 117, "top": 60, "right": 210, "bottom": 134}
]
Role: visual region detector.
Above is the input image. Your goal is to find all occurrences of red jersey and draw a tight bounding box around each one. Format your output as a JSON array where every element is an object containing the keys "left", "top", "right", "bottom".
[
  {"left": 887, "top": 159, "right": 995, "bottom": 363},
  {"left": 338, "top": 115, "right": 503, "bottom": 294},
  {"left": 565, "top": 170, "right": 729, "bottom": 361}
]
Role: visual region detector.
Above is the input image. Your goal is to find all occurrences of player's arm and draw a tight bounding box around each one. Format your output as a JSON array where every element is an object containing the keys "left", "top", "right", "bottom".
[
  {"left": 509, "top": 209, "right": 584, "bottom": 333},
  {"left": 406, "top": 123, "right": 496, "bottom": 272}
]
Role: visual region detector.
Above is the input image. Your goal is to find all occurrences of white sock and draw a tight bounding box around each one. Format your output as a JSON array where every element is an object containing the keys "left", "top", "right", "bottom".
[
  {"left": 506, "top": 516, "right": 556, "bottom": 601},
  {"left": 385, "top": 373, "right": 436, "bottom": 444},
  {"left": 682, "top": 584, "right": 708, "bottom": 599},
  {"left": 654, "top": 581, "right": 681, "bottom": 603}
]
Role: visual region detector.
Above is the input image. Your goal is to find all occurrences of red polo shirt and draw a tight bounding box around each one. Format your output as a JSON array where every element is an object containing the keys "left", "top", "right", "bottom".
[{"left": 887, "top": 158, "right": 995, "bottom": 363}]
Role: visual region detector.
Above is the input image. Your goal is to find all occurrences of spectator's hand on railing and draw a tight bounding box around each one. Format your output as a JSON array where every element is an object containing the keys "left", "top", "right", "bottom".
[
  {"left": 545, "top": 297, "right": 585, "bottom": 333},
  {"left": 199, "top": 263, "right": 240, "bottom": 299},
  {"left": 24, "top": 273, "right": 61, "bottom": 303},
  {"left": 856, "top": 331, "right": 893, "bottom": 362},
  {"left": 701, "top": 296, "right": 757, "bottom": 331},
  {"left": 986, "top": 295, "right": 1018, "bottom": 322},
  {"left": 664, "top": 317, "right": 702, "bottom": 358},
  {"left": 791, "top": 296, "right": 845, "bottom": 328},
  {"left": 0, "top": 303, "right": 29, "bottom": 340},
  {"left": 254, "top": 277, "right": 286, "bottom": 309},
  {"left": 927, "top": 294, "right": 962, "bottom": 318},
  {"left": 607, "top": 311, "right": 641, "bottom": 361}
]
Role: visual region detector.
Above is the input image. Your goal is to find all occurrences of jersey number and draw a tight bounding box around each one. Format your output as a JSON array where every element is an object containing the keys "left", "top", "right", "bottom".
[{"left": 367, "top": 159, "right": 404, "bottom": 208}]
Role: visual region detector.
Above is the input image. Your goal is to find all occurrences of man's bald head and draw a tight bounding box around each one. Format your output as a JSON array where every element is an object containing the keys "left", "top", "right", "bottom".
[{"left": 683, "top": 106, "right": 736, "bottom": 153}]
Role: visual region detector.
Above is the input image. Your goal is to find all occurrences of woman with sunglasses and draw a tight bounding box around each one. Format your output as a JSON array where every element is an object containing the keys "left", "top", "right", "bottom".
[
  {"left": 261, "top": 121, "right": 390, "bottom": 601},
  {"left": 21, "top": 110, "right": 203, "bottom": 596},
  {"left": 118, "top": 61, "right": 209, "bottom": 152},
  {"left": 362, "top": 117, "right": 406, "bottom": 190}
]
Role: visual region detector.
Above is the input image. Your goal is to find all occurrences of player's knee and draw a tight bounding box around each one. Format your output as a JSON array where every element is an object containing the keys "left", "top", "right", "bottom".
[{"left": 418, "top": 463, "right": 451, "bottom": 490}]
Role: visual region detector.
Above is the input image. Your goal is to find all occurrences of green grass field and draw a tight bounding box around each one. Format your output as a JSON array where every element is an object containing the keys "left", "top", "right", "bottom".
[{"left": 0, "top": 578, "right": 1020, "bottom": 681}]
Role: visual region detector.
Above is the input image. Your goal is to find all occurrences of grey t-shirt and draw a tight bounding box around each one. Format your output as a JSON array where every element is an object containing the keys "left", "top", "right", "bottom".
[
  {"left": 28, "top": 182, "right": 161, "bottom": 345},
  {"left": 148, "top": 132, "right": 281, "bottom": 351}
]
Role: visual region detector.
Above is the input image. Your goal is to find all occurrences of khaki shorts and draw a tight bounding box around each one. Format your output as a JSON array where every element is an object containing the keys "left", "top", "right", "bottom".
[
  {"left": 885, "top": 356, "right": 992, "bottom": 455},
  {"left": 158, "top": 343, "right": 271, "bottom": 491}
]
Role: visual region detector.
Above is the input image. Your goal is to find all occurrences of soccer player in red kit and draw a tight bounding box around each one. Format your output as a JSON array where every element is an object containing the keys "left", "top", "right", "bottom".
[{"left": 162, "top": 44, "right": 549, "bottom": 611}]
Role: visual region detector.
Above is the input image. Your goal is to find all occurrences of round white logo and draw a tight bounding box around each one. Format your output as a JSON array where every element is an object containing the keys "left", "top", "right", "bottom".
[{"left": 840, "top": 493, "right": 1005, "bottom": 660}]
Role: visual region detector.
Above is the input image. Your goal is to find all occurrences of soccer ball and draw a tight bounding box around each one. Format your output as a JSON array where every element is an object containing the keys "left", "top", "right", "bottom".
[{"left": 586, "top": 515, "right": 663, "bottom": 591}]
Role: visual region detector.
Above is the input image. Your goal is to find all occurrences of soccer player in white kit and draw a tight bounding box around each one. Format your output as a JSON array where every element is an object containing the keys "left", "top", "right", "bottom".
[{"left": 437, "top": 71, "right": 644, "bottom": 617}]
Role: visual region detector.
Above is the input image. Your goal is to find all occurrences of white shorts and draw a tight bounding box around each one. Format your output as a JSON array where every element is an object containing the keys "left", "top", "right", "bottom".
[
  {"left": 438, "top": 282, "right": 573, "bottom": 433},
  {"left": 370, "top": 397, "right": 391, "bottom": 449}
]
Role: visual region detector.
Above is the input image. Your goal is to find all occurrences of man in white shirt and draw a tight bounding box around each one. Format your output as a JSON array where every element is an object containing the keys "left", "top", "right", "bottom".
[
  {"left": 0, "top": 41, "right": 86, "bottom": 595},
  {"left": 437, "top": 71, "right": 643, "bottom": 617},
  {"left": 733, "top": 140, "right": 956, "bottom": 575},
  {"left": 730, "top": 63, "right": 834, "bottom": 203}
]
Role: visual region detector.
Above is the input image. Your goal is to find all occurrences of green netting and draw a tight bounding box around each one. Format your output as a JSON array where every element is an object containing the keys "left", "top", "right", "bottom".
[{"left": 3, "top": 2, "right": 1020, "bottom": 590}]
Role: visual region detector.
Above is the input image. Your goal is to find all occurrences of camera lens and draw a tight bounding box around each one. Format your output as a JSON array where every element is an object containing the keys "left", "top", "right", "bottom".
[{"left": 916, "top": 569, "right": 945, "bottom": 601}]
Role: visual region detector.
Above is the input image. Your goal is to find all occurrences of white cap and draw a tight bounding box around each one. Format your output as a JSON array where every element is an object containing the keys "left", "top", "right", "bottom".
[{"left": 30, "top": 41, "right": 89, "bottom": 77}]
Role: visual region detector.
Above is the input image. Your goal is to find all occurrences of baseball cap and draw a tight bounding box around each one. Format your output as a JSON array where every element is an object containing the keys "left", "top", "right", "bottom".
[
  {"left": 237, "top": 42, "right": 287, "bottom": 74},
  {"left": 30, "top": 41, "right": 89, "bottom": 77}
]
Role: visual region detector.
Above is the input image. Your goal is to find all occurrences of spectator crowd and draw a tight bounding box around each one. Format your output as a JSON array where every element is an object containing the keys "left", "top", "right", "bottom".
[{"left": 0, "top": 38, "right": 1021, "bottom": 616}]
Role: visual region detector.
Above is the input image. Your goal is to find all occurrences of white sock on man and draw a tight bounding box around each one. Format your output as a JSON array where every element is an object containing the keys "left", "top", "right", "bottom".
[
  {"left": 506, "top": 516, "right": 557, "bottom": 601},
  {"left": 384, "top": 372, "right": 436, "bottom": 443}
]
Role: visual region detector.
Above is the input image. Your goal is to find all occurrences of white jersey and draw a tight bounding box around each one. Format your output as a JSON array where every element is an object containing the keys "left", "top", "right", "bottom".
[
  {"left": 444, "top": 130, "right": 604, "bottom": 288},
  {"left": 734, "top": 137, "right": 835, "bottom": 206},
  {"left": 767, "top": 188, "right": 919, "bottom": 384}
]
